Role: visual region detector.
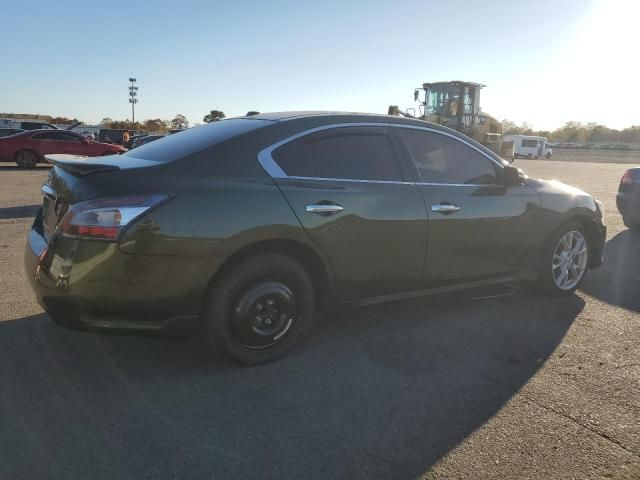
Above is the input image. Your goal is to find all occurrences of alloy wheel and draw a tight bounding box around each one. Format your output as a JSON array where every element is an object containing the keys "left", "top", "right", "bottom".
[
  {"left": 552, "top": 230, "right": 588, "bottom": 290},
  {"left": 16, "top": 151, "right": 37, "bottom": 168}
]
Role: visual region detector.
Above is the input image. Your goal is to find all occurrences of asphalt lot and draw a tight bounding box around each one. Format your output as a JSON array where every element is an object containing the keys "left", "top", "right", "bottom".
[{"left": 0, "top": 158, "right": 639, "bottom": 480}]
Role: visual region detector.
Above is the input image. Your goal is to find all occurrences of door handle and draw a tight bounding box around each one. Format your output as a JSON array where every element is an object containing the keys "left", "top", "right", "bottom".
[
  {"left": 305, "top": 204, "right": 344, "bottom": 215},
  {"left": 431, "top": 203, "right": 461, "bottom": 213}
]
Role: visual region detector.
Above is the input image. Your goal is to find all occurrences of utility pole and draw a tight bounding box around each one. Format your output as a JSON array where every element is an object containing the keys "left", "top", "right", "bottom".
[{"left": 128, "top": 77, "right": 138, "bottom": 123}]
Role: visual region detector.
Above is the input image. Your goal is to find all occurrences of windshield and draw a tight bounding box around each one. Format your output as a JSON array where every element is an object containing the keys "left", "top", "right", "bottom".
[{"left": 425, "top": 85, "right": 459, "bottom": 116}]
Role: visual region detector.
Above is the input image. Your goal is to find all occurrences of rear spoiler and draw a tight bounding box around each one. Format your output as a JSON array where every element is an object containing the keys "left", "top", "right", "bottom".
[{"left": 45, "top": 154, "right": 120, "bottom": 176}]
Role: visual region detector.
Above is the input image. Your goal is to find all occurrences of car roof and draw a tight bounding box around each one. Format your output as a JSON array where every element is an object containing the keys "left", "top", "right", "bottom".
[
  {"left": 18, "top": 129, "right": 83, "bottom": 137},
  {"left": 236, "top": 111, "right": 455, "bottom": 128},
  {"left": 239, "top": 111, "right": 411, "bottom": 121},
  {"left": 240, "top": 110, "right": 493, "bottom": 139}
]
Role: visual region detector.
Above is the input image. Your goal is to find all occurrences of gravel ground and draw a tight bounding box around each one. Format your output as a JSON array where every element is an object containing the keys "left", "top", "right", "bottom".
[
  {"left": 551, "top": 149, "right": 640, "bottom": 164},
  {"left": 0, "top": 159, "right": 638, "bottom": 480}
]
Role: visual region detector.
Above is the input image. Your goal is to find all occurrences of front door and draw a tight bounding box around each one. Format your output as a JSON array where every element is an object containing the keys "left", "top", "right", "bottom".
[
  {"left": 266, "top": 126, "right": 428, "bottom": 300},
  {"left": 395, "top": 127, "right": 540, "bottom": 286}
]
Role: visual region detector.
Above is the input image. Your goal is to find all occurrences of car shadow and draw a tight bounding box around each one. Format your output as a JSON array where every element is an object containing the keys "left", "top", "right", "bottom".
[
  {"left": 0, "top": 289, "right": 583, "bottom": 480},
  {"left": 0, "top": 164, "right": 50, "bottom": 171},
  {"left": 0, "top": 204, "right": 40, "bottom": 219},
  {"left": 580, "top": 229, "right": 640, "bottom": 312}
]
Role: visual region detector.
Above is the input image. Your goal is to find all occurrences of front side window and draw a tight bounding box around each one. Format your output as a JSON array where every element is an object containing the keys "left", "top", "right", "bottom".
[
  {"left": 55, "top": 132, "right": 83, "bottom": 142},
  {"left": 399, "top": 128, "right": 498, "bottom": 185},
  {"left": 272, "top": 127, "right": 403, "bottom": 181}
]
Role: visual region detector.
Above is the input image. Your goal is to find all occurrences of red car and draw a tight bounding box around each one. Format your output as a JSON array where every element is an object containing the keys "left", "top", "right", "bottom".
[{"left": 0, "top": 130, "right": 125, "bottom": 168}]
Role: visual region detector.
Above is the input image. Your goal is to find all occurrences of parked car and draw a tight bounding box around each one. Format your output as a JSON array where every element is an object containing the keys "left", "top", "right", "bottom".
[
  {"left": 95, "top": 128, "right": 136, "bottom": 145},
  {"left": 0, "top": 129, "right": 125, "bottom": 168},
  {"left": 131, "top": 134, "right": 164, "bottom": 148},
  {"left": 616, "top": 167, "right": 640, "bottom": 229},
  {"left": 0, "top": 128, "right": 25, "bottom": 138},
  {"left": 125, "top": 133, "right": 147, "bottom": 149},
  {"left": 13, "top": 121, "right": 59, "bottom": 130},
  {"left": 25, "top": 112, "right": 606, "bottom": 365}
]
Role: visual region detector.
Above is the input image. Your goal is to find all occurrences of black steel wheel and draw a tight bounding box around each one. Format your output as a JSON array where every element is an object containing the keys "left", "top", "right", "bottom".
[
  {"left": 205, "top": 253, "right": 315, "bottom": 365},
  {"left": 229, "top": 281, "right": 298, "bottom": 350}
]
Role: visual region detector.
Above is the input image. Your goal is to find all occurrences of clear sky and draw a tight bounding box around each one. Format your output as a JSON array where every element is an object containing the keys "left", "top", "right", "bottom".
[{"left": 2, "top": 0, "right": 637, "bottom": 130}]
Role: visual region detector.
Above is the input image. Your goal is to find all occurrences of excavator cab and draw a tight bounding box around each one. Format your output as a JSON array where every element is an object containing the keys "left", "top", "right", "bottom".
[
  {"left": 388, "top": 80, "right": 508, "bottom": 156},
  {"left": 416, "top": 81, "right": 484, "bottom": 136}
]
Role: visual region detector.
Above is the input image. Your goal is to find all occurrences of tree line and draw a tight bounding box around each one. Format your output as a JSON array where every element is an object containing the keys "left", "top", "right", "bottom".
[
  {"left": 0, "top": 113, "right": 80, "bottom": 124},
  {"left": 1, "top": 110, "right": 227, "bottom": 133},
  {"left": 100, "top": 110, "right": 226, "bottom": 132},
  {"left": 502, "top": 120, "right": 640, "bottom": 144},
  {"left": 9, "top": 110, "right": 637, "bottom": 143}
]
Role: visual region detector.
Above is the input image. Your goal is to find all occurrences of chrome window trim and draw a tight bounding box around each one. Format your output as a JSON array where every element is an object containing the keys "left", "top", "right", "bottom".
[
  {"left": 256, "top": 122, "right": 505, "bottom": 185},
  {"left": 285, "top": 175, "right": 415, "bottom": 185}
]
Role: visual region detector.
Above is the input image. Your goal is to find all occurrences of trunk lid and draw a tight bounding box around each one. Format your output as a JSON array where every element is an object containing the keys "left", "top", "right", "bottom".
[{"left": 40, "top": 154, "right": 166, "bottom": 240}]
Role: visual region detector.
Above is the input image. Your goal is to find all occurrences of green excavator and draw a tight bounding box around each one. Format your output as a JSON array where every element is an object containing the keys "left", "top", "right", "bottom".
[{"left": 388, "top": 80, "right": 513, "bottom": 158}]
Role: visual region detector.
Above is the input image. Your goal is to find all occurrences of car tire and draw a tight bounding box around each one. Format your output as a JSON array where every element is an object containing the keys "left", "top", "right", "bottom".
[
  {"left": 14, "top": 150, "right": 39, "bottom": 168},
  {"left": 205, "top": 253, "right": 315, "bottom": 365},
  {"left": 538, "top": 221, "right": 590, "bottom": 297},
  {"left": 623, "top": 216, "right": 640, "bottom": 230}
]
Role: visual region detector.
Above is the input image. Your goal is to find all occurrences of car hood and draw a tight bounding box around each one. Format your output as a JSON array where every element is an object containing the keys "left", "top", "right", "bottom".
[{"left": 526, "top": 177, "right": 591, "bottom": 198}]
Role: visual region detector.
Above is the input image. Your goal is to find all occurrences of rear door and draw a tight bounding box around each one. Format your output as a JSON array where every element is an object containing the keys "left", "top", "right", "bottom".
[
  {"left": 51, "top": 131, "right": 88, "bottom": 155},
  {"left": 28, "top": 131, "right": 57, "bottom": 157},
  {"left": 395, "top": 126, "right": 540, "bottom": 286},
  {"left": 30, "top": 131, "right": 85, "bottom": 156},
  {"left": 264, "top": 125, "right": 428, "bottom": 300}
]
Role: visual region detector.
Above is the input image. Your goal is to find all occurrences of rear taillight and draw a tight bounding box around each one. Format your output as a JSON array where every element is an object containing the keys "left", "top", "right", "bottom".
[
  {"left": 58, "top": 194, "right": 168, "bottom": 240},
  {"left": 621, "top": 170, "right": 635, "bottom": 186}
]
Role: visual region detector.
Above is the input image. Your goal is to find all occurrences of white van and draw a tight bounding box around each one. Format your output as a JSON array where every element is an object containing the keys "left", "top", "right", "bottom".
[{"left": 503, "top": 135, "right": 552, "bottom": 159}]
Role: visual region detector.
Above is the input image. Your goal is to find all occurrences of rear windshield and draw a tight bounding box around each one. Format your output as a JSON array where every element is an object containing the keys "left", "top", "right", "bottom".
[{"left": 123, "top": 118, "right": 271, "bottom": 163}]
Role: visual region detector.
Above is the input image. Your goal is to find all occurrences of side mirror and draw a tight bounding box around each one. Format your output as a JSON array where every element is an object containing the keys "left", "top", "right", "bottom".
[{"left": 502, "top": 165, "right": 526, "bottom": 186}]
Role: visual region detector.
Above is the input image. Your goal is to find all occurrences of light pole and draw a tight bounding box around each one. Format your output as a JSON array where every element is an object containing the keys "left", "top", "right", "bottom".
[{"left": 128, "top": 77, "right": 138, "bottom": 123}]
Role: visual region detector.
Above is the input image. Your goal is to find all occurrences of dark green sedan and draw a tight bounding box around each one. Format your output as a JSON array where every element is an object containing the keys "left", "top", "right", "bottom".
[{"left": 25, "top": 112, "right": 606, "bottom": 365}]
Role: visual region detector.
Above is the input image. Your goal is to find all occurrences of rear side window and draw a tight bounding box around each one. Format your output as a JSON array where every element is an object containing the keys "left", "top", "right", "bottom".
[
  {"left": 31, "top": 132, "right": 57, "bottom": 140},
  {"left": 124, "top": 118, "right": 271, "bottom": 163},
  {"left": 399, "top": 128, "right": 498, "bottom": 185},
  {"left": 272, "top": 127, "right": 403, "bottom": 181}
]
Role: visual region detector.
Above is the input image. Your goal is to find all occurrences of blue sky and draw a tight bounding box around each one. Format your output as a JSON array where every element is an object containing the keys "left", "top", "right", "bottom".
[{"left": 2, "top": 0, "right": 637, "bottom": 129}]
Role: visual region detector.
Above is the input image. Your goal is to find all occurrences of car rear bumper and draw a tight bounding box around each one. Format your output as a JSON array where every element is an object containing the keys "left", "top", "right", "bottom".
[
  {"left": 617, "top": 191, "right": 640, "bottom": 220},
  {"left": 24, "top": 223, "right": 222, "bottom": 335},
  {"left": 590, "top": 218, "right": 606, "bottom": 269}
]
